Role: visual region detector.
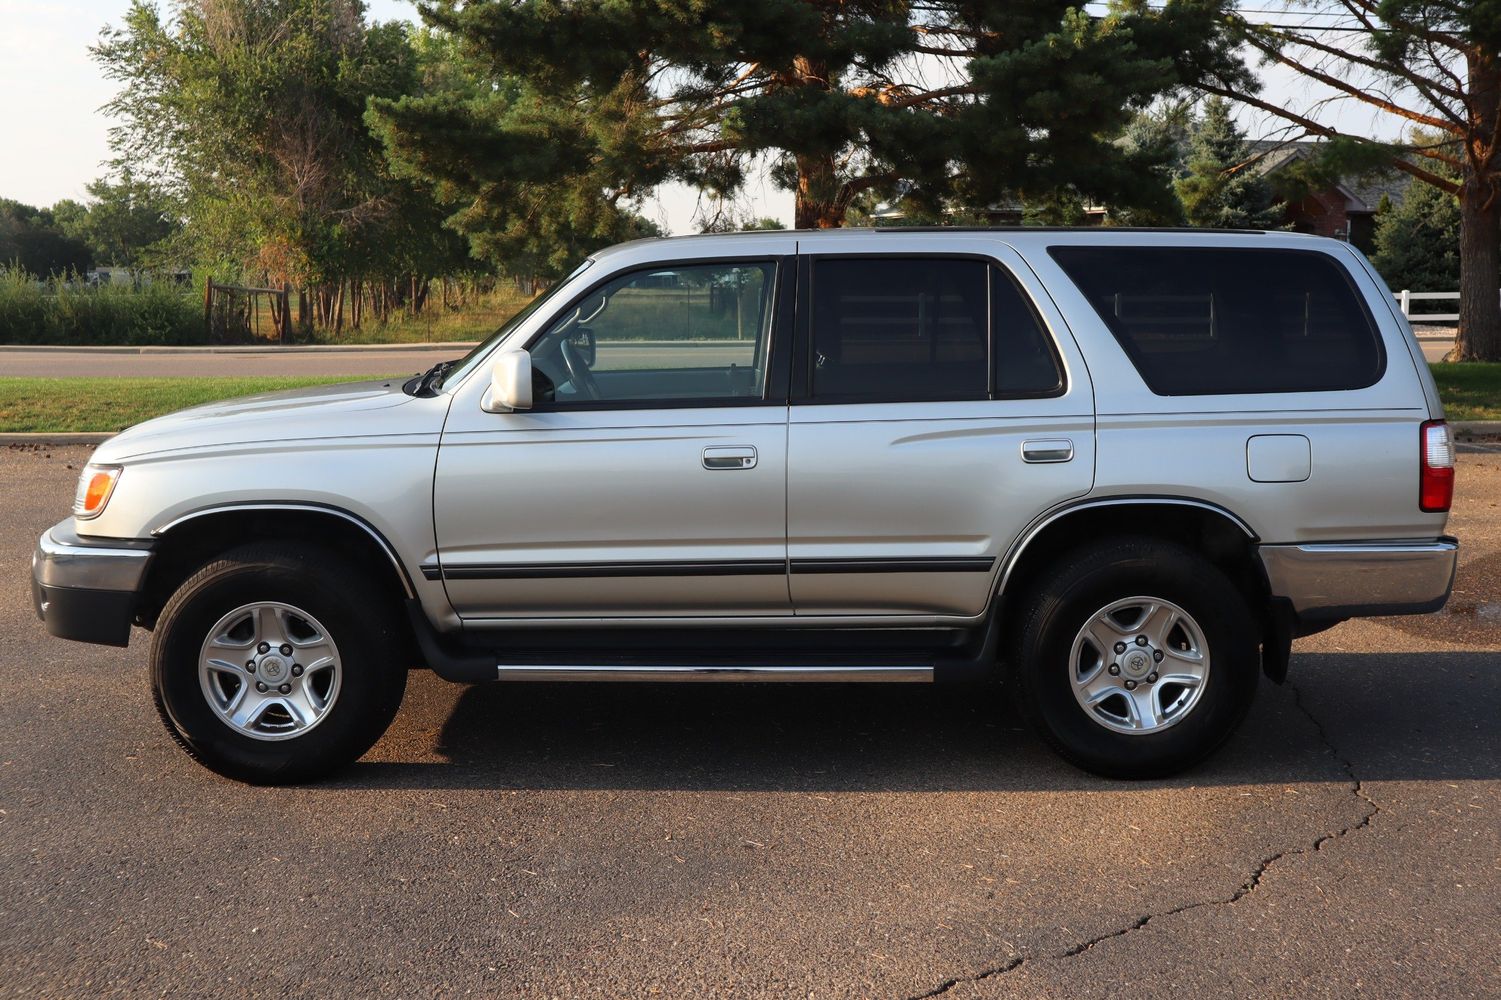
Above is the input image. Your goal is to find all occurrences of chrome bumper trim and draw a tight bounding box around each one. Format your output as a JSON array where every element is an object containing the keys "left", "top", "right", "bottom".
[
  {"left": 494, "top": 664, "right": 933, "bottom": 683},
  {"left": 33, "top": 519, "right": 154, "bottom": 594},
  {"left": 1258, "top": 537, "right": 1458, "bottom": 619}
]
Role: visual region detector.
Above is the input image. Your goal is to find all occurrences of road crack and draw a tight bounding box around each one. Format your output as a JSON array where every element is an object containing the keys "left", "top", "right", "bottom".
[{"left": 905, "top": 682, "right": 1380, "bottom": 999}]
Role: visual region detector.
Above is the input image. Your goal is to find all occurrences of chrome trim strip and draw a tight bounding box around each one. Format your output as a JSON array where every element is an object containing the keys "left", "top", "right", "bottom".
[
  {"left": 493, "top": 664, "right": 933, "bottom": 682},
  {"left": 1258, "top": 538, "right": 1458, "bottom": 617},
  {"left": 152, "top": 502, "right": 417, "bottom": 599},
  {"left": 33, "top": 522, "right": 153, "bottom": 593}
]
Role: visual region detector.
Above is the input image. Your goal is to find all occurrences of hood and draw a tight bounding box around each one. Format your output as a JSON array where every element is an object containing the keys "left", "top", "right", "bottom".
[{"left": 93, "top": 378, "right": 446, "bottom": 462}]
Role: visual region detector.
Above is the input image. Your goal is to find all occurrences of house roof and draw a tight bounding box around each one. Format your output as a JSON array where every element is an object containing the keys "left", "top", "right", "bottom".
[{"left": 1248, "top": 140, "right": 1412, "bottom": 214}]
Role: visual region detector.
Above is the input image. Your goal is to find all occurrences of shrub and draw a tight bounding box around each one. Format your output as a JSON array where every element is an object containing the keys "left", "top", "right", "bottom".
[{"left": 0, "top": 267, "right": 205, "bottom": 345}]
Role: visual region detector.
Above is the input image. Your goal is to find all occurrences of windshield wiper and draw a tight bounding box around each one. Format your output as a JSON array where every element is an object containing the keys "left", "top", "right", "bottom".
[{"left": 406, "top": 360, "right": 457, "bottom": 397}]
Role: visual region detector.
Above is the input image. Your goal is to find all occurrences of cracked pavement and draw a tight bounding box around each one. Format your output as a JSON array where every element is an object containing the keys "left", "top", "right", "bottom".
[{"left": 2, "top": 445, "right": 1497, "bottom": 999}]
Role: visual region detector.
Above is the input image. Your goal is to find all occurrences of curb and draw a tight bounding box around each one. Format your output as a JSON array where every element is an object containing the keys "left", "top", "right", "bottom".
[
  {"left": 0, "top": 342, "right": 478, "bottom": 355},
  {"left": 2, "top": 432, "right": 116, "bottom": 446},
  {"left": 1453, "top": 420, "right": 1501, "bottom": 437}
]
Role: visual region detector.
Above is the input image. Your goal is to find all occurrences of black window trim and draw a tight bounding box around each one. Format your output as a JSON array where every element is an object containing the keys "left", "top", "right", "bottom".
[
  {"left": 1046, "top": 244, "right": 1388, "bottom": 397},
  {"left": 517, "top": 254, "right": 795, "bottom": 413},
  {"left": 791, "top": 251, "right": 1068, "bottom": 406}
]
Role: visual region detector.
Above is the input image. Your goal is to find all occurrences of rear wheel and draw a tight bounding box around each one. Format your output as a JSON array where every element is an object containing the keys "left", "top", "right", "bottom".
[
  {"left": 150, "top": 543, "right": 407, "bottom": 784},
  {"left": 1013, "top": 537, "right": 1259, "bottom": 778}
]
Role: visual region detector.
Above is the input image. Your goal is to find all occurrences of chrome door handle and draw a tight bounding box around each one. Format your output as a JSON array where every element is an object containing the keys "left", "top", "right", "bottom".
[
  {"left": 1021, "top": 438, "right": 1074, "bottom": 463},
  {"left": 703, "top": 446, "right": 757, "bottom": 470}
]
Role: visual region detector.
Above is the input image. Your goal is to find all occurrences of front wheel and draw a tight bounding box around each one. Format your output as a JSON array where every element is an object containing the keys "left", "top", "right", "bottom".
[
  {"left": 1013, "top": 537, "right": 1260, "bottom": 778},
  {"left": 150, "top": 543, "right": 407, "bottom": 784}
]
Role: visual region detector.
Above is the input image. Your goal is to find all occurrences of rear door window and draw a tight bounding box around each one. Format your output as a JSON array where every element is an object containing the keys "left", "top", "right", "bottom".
[
  {"left": 1048, "top": 246, "right": 1384, "bottom": 395},
  {"left": 805, "top": 257, "right": 1063, "bottom": 402}
]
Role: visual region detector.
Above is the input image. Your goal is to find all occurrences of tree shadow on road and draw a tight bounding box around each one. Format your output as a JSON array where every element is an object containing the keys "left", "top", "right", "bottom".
[{"left": 336, "top": 650, "right": 1501, "bottom": 792}]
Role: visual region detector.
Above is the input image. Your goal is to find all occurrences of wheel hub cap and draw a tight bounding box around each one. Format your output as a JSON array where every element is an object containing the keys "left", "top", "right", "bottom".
[
  {"left": 1067, "top": 596, "right": 1211, "bottom": 736},
  {"left": 197, "top": 601, "right": 342, "bottom": 742}
]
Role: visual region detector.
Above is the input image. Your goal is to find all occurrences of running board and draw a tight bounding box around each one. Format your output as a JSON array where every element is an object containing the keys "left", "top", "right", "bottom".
[{"left": 492, "top": 664, "right": 934, "bottom": 683}]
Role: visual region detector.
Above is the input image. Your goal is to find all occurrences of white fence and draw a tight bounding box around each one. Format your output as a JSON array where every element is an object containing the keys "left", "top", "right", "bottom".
[{"left": 1394, "top": 290, "right": 1458, "bottom": 324}]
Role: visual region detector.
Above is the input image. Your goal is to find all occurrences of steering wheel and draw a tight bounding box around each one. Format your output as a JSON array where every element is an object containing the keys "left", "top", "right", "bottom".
[{"left": 560, "top": 339, "right": 601, "bottom": 401}]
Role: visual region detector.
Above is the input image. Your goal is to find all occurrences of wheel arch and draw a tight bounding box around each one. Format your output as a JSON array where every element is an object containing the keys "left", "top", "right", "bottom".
[
  {"left": 137, "top": 503, "right": 417, "bottom": 634},
  {"left": 994, "top": 497, "right": 1269, "bottom": 641}
]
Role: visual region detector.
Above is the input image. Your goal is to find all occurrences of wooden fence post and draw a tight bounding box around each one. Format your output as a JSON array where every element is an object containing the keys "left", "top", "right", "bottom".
[{"left": 203, "top": 276, "right": 214, "bottom": 334}]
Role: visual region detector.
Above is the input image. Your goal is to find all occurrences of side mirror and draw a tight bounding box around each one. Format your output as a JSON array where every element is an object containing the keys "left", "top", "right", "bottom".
[{"left": 481, "top": 350, "right": 533, "bottom": 413}]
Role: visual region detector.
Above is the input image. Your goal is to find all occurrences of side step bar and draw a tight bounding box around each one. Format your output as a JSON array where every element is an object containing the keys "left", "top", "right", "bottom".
[{"left": 493, "top": 664, "right": 933, "bottom": 683}]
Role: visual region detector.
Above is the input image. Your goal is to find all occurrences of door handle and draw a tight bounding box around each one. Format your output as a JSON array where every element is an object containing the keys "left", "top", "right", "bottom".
[
  {"left": 1021, "top": 438, "right": 1074, "bottom": 463},
  {"left": 703, "top": 446, "right": 757, "bottom": 470}
]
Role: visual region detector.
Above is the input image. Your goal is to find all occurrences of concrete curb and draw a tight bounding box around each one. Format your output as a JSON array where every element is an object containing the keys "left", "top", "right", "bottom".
[
  {"left": 2, "top": 432, "right": 116, "bottom": 446},
  {"left": 0, "top": 342, "right": 477, "bottom": 355},
  {"left": 1453, "top": 421, "right": 1501, "bottom": 437}
]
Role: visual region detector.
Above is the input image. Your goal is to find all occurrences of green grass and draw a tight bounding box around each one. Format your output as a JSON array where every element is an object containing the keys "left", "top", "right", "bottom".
[
  {"left": 1, "top": 362, "right": 1497, "bottom": 433},
  {"left": 1429, "top": 363, "right": 1501, "bottom": 422},
  {"left": 0, "top": 376, "right": 398, "bottom": 433}
]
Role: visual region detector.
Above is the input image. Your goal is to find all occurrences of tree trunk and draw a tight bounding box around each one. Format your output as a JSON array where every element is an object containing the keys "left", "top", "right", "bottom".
[
  {"left": 789, "top": 55, "right": 846, "bottom": 229},
  {"left": 1454, "top": 51, "right": 1501, "bottom": 363}
]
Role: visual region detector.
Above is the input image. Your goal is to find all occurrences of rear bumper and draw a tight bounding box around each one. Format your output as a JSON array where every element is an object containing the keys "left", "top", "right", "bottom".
[
  {"left": 1258, "top": 537, "right": 1458, "bottom": 621},
  {"left": 31, "top": 519, "right": 154, "bottom": 647}
]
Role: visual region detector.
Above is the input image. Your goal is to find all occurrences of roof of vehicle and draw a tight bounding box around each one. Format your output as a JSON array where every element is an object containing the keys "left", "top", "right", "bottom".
[{"left": 590, "top": 225, "right": 1334, "bottom": 264}]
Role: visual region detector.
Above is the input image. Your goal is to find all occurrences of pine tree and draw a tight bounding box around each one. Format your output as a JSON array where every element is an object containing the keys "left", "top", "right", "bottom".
[
  {"left": 370, "top": 0, "right": 1249, "bottom": 252},
  {"left": 1174, "top": 98, "right": 1282, "bottom": 229},
  {"left": 1372, "top": 182, "right": 1462, "bottom": 293}
]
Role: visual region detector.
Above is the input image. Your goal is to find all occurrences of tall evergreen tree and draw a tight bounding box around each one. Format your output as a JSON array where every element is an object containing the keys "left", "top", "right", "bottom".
[
  {"left": 1175, "top": 97, "right": 1282, "bottom": 229},
  {"left": 370, "top": 0, "right": 1248, "bottom": 243},
  {"left": 1372, "top": 182, "right": 1462, "bottom": 293}
]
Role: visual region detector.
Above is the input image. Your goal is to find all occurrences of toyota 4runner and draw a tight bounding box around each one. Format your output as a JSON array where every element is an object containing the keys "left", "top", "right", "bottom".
[{"left": 32, "top": 228, "right": 1458, "bottom": 783}]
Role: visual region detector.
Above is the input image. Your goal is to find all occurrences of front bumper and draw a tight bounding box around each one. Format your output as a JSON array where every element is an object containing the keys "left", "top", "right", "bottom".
[
  {"left": 1258, "top": 537, "right": 1458, "bottom": 622},
  {"left": 32, "top": 519, "right": 154, "bottom": 647}
]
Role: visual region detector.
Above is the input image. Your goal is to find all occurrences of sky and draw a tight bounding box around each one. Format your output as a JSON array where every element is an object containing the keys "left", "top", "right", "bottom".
[{"left": 0, "top": 0, "right": 1411, "bottom": 234}]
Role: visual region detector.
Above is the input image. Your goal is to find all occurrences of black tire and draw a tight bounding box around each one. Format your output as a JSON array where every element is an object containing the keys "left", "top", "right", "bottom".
[
  {"left": 150, "top": 543, "right": 407, "bottom": 784},
  {"left": 1013, "top": 536, "right": 1259, "bottom": 779}
]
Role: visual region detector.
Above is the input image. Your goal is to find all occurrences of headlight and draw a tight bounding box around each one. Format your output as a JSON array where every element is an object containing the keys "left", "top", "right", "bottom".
[{"left": 73, "top": 464, "right": 122, "bottom": 519}]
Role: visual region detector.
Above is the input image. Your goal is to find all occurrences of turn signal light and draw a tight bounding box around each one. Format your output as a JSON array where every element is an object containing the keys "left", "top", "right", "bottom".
[
  {"left": 73, "top": 464, "right": 122, "bottom": 519},
  {"left": 1419, "top": 420, "right": 1454, "bottom": 513}
]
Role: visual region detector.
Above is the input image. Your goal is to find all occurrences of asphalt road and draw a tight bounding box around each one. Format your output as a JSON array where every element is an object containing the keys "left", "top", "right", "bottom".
[{"left": 2, "top": 446, "right": 1498, "bottom": 999}]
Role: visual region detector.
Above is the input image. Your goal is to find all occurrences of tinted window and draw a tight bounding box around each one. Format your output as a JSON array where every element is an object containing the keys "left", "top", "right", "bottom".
[
  {"left": 810, "top": 258, "right": 988, "bottom": 400},
  {"left": 530, "top": 261, "right": 775, "bottom": 405},
  {"left": 1049, "top": 246, "right": 1383, "bottom": 395},
  {"left": 992, "top": 267, "right": 1064, "bottom": 397}
]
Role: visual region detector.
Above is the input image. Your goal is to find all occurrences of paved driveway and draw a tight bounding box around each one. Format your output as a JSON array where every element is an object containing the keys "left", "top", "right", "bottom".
[{"left": 2, "top": 446, "right": 1497, "bottom": 998}]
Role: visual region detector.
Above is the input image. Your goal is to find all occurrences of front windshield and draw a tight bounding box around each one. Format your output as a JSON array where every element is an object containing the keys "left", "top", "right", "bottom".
[{"left": 438, "top": 260, "right": 594, "bottom": 391}]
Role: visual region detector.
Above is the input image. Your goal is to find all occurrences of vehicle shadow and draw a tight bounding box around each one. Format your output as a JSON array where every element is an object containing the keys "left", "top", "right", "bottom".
[{"left": 337, "top": 650, "right": 1501, "bottom": 792}]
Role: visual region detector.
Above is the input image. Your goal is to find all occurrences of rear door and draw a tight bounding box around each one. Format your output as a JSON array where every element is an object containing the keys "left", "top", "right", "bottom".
[{"left": 786, "top": 242, "right": 1096, "bottom": 617}]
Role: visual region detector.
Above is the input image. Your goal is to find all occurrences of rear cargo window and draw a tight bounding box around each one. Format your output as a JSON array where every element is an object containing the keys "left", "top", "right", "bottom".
[{"left": 1048, "top": 247, "right": 1384, "bottom": 395}]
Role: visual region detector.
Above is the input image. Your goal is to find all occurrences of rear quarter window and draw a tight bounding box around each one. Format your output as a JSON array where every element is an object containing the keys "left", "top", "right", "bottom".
[{"left": 1048, "top": 246, "right": 1385, "bottom": 395}]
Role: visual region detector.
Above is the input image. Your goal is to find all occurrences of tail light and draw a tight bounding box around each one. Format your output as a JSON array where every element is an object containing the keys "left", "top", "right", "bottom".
[{"left": 1419, "top": 420, "right": 1454, "bottom": 513}]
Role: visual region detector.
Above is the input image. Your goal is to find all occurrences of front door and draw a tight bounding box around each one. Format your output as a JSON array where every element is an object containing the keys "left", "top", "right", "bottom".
[
  {"left": 786, "top": 244, "right": 1096, "bottom": 618},
  {"left": 434, "top": 253, "right": 794, "bottom": 620}
]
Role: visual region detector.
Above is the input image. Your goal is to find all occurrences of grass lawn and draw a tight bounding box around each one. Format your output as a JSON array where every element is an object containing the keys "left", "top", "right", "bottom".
[
  {"left": 0, "top": 376, "right": 397, "bottom": 433},
  {"left": 1, "top": 363, "right": 1498, "bottom": 433},
  {"left": 1428, "top": 363, "right": 1501, "bottom": 422}
]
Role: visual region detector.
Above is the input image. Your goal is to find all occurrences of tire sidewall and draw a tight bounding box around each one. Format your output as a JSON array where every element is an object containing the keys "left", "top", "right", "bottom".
[
  {"left": 152, "top": 549, "right": 404, "bottom": 783},
  {"left": 1021, "top": 543, "right": 1259, "bottom": 777}
]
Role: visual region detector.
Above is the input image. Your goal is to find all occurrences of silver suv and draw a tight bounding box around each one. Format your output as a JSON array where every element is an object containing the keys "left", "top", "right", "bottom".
[{"left": 32, "top": 229, "right": 1458, "bottom": 783}]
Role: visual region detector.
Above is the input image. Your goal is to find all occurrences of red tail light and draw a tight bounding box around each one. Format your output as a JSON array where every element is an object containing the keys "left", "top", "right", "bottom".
[{"left": 1419, "top": 420, "right": 1454, "bottom": 513}]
